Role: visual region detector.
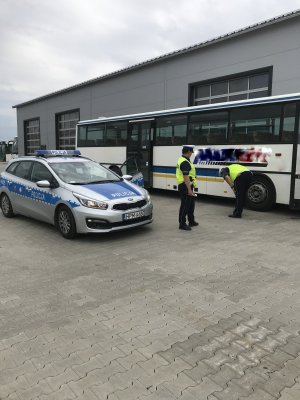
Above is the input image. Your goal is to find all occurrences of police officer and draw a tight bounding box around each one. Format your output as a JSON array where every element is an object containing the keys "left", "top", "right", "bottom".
[
  {"left": 219, "top": 164, "right": 253, "bottom": 218},
  {"left": 176, "top": 145, "right": 198, "bottom": 230}
]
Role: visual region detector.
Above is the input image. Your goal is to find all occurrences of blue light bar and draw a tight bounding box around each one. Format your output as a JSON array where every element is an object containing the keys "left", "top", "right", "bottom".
[{"left": 35, "top": 150, "right": 81, "bottom": 157}]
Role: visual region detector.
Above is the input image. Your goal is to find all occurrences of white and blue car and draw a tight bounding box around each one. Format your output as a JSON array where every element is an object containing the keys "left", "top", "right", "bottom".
[{"left": 0, "top": 150, "right": 153, "bottom": 239}]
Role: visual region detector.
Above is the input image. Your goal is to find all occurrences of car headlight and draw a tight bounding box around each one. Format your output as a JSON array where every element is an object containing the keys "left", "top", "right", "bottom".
[
  {"left": 73, "top": 193, "right": 108, "bottom": 209},
  {"left": 144, "top": 189, "right": 151, "bottom": 202}
]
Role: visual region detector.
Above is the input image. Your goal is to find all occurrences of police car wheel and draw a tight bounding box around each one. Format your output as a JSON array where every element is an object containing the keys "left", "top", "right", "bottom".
[
  {"left": 0, "top": 193, "right": 14, "bottom": 218},
  {"left": 56, "top": 206, "right": 77, "bottom": 239}
]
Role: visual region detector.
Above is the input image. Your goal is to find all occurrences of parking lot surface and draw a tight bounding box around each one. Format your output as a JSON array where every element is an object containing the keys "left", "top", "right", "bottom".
[{"left": 1, "top": 175, "right": 300, "bottom": 399}]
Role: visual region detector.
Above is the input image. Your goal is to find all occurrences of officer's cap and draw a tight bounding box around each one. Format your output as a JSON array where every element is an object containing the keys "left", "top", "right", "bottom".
[{"left": 182, "top": 145, "right": 195, "bottom": 153}]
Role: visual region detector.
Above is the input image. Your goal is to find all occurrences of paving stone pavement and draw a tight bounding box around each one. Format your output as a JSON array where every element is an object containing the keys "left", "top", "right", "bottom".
[{"left": 1, "top": 187, "right": 300, "bottom": 400}]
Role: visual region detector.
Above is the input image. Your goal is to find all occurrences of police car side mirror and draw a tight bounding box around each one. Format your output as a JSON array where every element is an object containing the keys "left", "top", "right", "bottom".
[
  {"left": 122, "top": 174, "right": 133, "bottom": 181},
  {"left": 36, "top": 180, "right": 51, "bottom": 188}
]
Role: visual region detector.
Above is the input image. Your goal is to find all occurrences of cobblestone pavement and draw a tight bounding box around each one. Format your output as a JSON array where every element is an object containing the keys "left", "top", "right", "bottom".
[{"left": 1, "top": 187, "right": 300, "bottom": 400}]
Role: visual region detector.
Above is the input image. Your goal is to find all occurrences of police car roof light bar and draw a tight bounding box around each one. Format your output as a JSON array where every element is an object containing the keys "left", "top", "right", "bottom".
[{"left": 35, "top": 150, "right": 81, "bottom": 157}]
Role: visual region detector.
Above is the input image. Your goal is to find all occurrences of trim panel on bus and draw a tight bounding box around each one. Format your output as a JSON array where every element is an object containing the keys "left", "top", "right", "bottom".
[
  {"left": 78, "top": 93, "right": 300, "bottom": 126},
  {"left": 152, "top": 166, "right": 292, "bottom": 176}
]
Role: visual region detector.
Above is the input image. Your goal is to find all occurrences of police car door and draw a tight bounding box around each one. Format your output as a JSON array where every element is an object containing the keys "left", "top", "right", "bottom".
[
  {"left": 26, "top": 161, "right": 58, "bottom": 223},
  {"left": 9, "top": 161, "right": 34, "bottom": 214}
]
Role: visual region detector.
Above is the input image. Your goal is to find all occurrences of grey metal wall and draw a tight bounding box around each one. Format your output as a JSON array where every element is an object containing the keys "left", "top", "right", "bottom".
[{"left": 16, "top": 16, "right": 300, "bottom": 154}]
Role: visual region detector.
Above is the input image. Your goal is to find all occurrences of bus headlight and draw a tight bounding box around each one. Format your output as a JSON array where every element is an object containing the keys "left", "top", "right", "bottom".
[{"left": 73, "top": 193, "right": 108, "bottom": 209}]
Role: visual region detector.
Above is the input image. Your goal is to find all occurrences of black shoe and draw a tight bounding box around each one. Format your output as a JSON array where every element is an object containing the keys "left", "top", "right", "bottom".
[
  {"left": 189, "top": 221, "right": 199, "bottom": 227},
  {"left": 179, "top": 224, "right": 192, "bottom": 231},
  {"left": 228, "top": 214, "right": 241, "bottom": 218}
]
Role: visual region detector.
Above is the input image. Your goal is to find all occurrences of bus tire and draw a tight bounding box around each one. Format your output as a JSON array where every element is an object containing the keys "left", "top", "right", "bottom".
[
  {"left": 55, "top": 205, "right": 77, "bottom": 239},
  {"left": 0, "top": 193, "right": 15, "bottom": 218},
  {"left": 246, "top": 174, "right": 276, "bottom": 211}
]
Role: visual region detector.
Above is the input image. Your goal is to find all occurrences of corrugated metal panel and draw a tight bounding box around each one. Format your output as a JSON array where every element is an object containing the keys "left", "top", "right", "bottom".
[{"left": 13, "top": 9, "right": 300, "bottom": 109}]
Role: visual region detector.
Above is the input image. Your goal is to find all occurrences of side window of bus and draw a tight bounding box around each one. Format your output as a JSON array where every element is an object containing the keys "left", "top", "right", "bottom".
[
  {"left": 77, "top": 126, "right": 86, "bottom": 146},
  {"left": 230, "top": 105, "right": 281, "bottom": 144},
  {"left": 106, "top": 122, "right": 127, "bottom": 146},
  {"left": 155, "top": 115, "right": 187, "bottom": 145},
  {"left": 188, "top": 111, "right": 228, "bottom": 145},
  {"left": 83, "top": 124, "right": 105, "bottom": 146},
  {"left": 79, "top": 123, "right": 127, "bottom": 147},
  {"left": 282, "top": 103, "right": 296, "bottom": 143}
]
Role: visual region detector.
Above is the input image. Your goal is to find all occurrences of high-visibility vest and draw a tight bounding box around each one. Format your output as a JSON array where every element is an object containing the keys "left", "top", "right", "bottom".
[
  {"left": 176, "top": 156, "right": 197, "bottom": 187},
  {"left": 228, "top": 164, "right": 249, "bottom": 182}
]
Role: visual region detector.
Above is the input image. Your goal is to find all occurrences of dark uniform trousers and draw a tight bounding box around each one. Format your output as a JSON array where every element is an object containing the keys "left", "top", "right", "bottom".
[
  {"left": 233, "top": 171, "right": 253, "bottom": 216},
  {"left": 178, "top": 182, "right": 195, "bottom": 226}
]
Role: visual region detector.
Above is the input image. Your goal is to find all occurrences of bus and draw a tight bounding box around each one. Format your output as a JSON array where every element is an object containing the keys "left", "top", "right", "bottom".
[{"left": 76, "top": 93, "right": 300, "bottom": 211}]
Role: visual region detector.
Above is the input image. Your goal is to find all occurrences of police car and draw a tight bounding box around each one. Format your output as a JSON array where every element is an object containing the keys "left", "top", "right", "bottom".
[{"left": 0, "top": 150, "right": 153, "bottom": 239}]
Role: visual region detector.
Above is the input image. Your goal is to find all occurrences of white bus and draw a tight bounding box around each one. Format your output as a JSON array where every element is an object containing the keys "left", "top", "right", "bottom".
[{"left": 77, "top": 93, "right": 300, "bottom": 211}]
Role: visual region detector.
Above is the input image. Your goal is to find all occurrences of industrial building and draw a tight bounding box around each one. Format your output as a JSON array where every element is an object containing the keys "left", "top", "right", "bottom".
[{"left": 13, "top": 9, "right": 300, "bottom": 155}]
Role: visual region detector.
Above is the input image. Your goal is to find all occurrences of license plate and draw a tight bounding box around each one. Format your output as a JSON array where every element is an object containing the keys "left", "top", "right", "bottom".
[{"left": 123, "top": 210, "right": 145, "bottom": 220}]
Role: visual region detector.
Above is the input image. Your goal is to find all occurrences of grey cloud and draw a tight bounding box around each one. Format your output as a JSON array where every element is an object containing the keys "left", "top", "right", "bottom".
[{"left": 0, "top": 0, "right": 300, "bottom": 141}]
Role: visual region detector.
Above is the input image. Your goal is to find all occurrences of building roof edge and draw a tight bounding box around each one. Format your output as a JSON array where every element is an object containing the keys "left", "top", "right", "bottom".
[{"left": 13, "top": 8, "right": 300, "bottom": 109}]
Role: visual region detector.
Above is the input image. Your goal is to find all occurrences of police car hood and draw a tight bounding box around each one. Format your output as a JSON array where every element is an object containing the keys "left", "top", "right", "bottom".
[{"left": 70, "top": 180, "right": 144, "bottom": 201}]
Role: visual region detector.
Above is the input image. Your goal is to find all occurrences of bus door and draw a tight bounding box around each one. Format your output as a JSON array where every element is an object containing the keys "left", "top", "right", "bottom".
[
  {"left": 126, "top": 119, "right": 153, "bottom": 188},
  {"left": 292, "top": 103, "right": 300, "bottom": 207}
]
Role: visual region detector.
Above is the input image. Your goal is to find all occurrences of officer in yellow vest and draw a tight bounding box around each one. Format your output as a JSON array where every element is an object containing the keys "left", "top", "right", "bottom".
[
  {"left": 176, "top": 145, "right": 198, "bottom": 230},
  {"left": 219, "top": 164, "right": 253, "bottom": 218}
]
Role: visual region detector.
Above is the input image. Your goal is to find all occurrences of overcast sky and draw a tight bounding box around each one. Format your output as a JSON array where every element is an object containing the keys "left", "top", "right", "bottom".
[{"left": 1, "top": 0, "right": 300, "bottom": 142}]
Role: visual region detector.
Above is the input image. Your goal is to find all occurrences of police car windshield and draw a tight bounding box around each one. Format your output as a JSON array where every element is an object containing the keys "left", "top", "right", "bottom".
[{"left": 50, "top": 160, "right": 122, "bottom": 185}]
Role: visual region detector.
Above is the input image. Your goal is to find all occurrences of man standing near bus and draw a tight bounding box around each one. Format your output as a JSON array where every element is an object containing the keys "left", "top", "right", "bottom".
[
  {"left": 219, "top": 164, "right": 253, "bottom": 218},
  {"left": 176, "top": 145, "right": 199, "bottom": 230}
]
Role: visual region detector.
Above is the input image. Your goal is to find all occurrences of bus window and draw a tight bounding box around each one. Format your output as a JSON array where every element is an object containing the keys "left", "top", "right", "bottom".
[
  {"left": 230, "top": 104, "right": 281, "bottom": 144},
  {"left": 77, "top": 126, "right": 87, "bottom": 146},
  {"left": 106, "top": 121, "right": 127, "bottom": 146},
  {"left": 188, "top": 111, "right": 228, "bottom": 145},
  {"left": 87, "top": 124, "right": 105, "bottom": 146},
  {"left": 282, "top": 103, "right": 296, "bottom": 143},
  {"left": 155, "top": 115, "right": 187, "bottom": 145}
]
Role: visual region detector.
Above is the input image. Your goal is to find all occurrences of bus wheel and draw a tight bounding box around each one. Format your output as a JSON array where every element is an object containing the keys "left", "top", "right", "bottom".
[
  {"left": 0, "top": 193, "right": 15, "bottom": 218},
  {"left": 246, "top": 174, "right": 276, "bottom": 211},
  {"left": 56, "top": 205, "right": 77, "bottom": 239}
]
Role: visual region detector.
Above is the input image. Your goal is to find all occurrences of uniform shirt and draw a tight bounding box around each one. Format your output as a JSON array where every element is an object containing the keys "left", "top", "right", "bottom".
[{"left": 180, "top": 156, "right": 191, "bottom": 176}]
